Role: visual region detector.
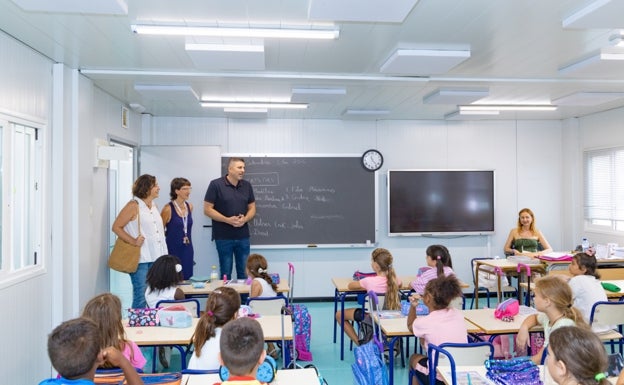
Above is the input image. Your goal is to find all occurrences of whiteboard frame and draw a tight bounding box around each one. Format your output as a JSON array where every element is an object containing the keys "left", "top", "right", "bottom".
[{"left": 223, "top": 153, "right": 378, "bottom": 249}]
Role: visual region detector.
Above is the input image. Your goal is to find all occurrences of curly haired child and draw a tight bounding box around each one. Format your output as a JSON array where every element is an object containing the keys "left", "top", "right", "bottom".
[
  {"left": 407, "top": 275, "right": 466, "bottom": 385},
  {"left": 188, "top": 286, "right": 241, "bottom": 370}
]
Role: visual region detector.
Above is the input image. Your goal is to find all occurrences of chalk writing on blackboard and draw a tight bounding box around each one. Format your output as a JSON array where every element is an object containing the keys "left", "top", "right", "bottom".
[{"left": 223, "top": 155, "right": 376, "bottom": 247}]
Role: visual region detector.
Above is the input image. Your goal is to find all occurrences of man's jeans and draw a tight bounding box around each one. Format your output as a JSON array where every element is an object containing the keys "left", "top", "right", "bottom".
[{"left": 215, "top": 238, "right": 250, "bottom": 280}]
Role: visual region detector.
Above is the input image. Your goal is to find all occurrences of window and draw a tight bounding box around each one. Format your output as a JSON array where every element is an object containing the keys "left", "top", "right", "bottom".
[
  {"left": 0, "top": 119, "right": 43, "bottom": 282},
  {"left": 584, "top": 146, "right": 624, "bottom": 232}
]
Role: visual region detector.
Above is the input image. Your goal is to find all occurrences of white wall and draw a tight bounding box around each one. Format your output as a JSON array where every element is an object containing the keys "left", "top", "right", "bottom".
[
  {"left": 144, "top": 117, "right": 565, "bottom": 297},
  {"left": 0, "top": 30, "right": 53, "bottom": 384}
]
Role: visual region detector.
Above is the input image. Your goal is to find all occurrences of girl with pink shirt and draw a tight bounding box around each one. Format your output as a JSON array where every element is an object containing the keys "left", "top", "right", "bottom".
[
  {"left": 410, "top": 244, "right": 455, "bottom": 295},
  {"left": 335, "top": 248, "right": 400, "bottom": 345},
  {"left": 81, "top": 293, "right": 146, "bottom": 371},
  {"left": 407, "top": 275, "right": 466, "bottom": 385}
]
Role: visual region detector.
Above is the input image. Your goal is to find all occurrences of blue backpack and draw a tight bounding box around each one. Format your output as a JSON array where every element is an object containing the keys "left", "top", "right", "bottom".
[{"left": 351, "top": 338, "right": 389, "bottom": 385}]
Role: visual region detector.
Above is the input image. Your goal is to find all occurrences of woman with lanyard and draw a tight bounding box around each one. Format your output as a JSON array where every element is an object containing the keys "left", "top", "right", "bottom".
[{"left": 161, "top": 177, "right": 194, "bottom": 280}]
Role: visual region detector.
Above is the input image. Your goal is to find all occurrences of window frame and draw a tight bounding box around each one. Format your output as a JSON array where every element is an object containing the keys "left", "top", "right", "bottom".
[
  {"left": 0, "top": 115, "right": 45, "bottom": 288},
  {"left": 583, "top": 145, "right": 624, "bottom": 234}
]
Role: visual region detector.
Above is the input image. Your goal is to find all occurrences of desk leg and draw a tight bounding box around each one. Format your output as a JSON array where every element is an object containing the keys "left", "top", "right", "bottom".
[
  {"left": 475, "top": 262, "right": 481, "bottom": 309},
  {"left": 333, "top": 288, "right": 339, "bottom": 343},
  {"left": 340, "top": 293, "right": 346, "bottom": 360},
  {"left": 387, "top": 336, "right": 400, "bottom": 385}
]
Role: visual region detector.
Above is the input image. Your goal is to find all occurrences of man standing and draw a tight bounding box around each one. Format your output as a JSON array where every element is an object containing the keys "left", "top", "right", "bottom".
[{"left": 204, "top": 157, "right": 256, "bottom": 280}]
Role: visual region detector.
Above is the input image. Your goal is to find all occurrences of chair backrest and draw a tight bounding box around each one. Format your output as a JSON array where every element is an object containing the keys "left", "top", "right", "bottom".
[
  {"left": 180, "top": 369, "right": 219, "bottom": 375},
  {"left": 155, "top": 298, "right": 201, "bottom": 317},
  {"left": 428, "top": 342, "right": 494, "bottom": 385},
  {"left": 590, "top": 301, "right": 624, "bottom": 326},
  {"left": 366, "top": 291, "right": 385, "bottom": 351},
  {"left": 246, "top": 295, "right": 288, "bottom": 315}
]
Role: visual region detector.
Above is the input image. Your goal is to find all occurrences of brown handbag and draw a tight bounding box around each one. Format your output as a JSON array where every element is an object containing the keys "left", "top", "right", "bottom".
[{"left": 108, "top": 201, "right": 141, "bottom": 273}]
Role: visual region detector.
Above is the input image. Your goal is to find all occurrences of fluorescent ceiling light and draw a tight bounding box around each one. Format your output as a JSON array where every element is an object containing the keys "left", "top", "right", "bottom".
[
  {"left": 185, "top": 43, "right": 264, "bottom": 52},
  {"left": 600, "top": 52, "right": 624, "bottom": 60},
  {"left": 131, "top": 24, "right": 339, "bottom": 39},
  {"left": 201, "top": 102, "right": 308, "bottom": 109},
  {"left": 343, "top": 109, "right": 390, "bottom": 115},
  {"left": 459, "top": 110, "right": 500, "bottom": 115},
  {"left": 459, "top": 105, "right": 557, "bottom": 112},
  {"left": 223, "top": 108, "right": 269, "bottom": 113}
]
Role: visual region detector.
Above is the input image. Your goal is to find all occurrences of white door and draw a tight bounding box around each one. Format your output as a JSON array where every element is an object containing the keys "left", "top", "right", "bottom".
[{"left": 139, "top": 145, "right": 221, "bottom": 277}]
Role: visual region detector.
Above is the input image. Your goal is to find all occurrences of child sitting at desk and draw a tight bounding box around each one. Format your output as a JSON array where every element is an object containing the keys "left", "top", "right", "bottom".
[
  {"left": 567, "top": 252, "right": 611, "bottom": 333},
  {"left": 410, "top": 244, "right": 455, "bottom": 295},
  {"left": 247, "top": 253, "right": 278, "bottom": 298},
  {"left": 407, "top": 275, "right": 466, "bottom": 385},
  {"left": 81, "top": 293, "right": 146, "bottom": 371},
  {"left": 39, "top": 317, "right": 142, "bottom": 385},
  {"left": 144, "top": 254, "right": 185, "bottom": 368},
  {"left": 216, "top": 317, "right": 268, "bottom": 385},
  {"left": 188, "top": 287, "right": 240, "bottom": 370},
  {"left": 335, "top": 247, "right": 400, "bottom": 346},
  {"left": 547, "top": 326, "right": 610, "bottom": 385},
  {"left": 516, "top": 275, "right": 589, "bottom": 364}
]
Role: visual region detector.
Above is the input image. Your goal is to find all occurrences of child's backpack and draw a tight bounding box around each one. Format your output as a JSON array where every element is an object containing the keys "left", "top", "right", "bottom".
[
  {"left": 290, "top": 303, "right": 313, "bottom": 361},
  {"left": 352, "top": 339, "right": 389, "bottom": 385}
]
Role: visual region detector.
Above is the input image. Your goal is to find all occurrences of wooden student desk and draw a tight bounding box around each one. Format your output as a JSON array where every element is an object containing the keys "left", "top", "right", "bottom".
[
  {"left": 179, "top": 279, "right": 290, "bottom": 297},
  {"left": 124, "top": 315, "right": 293, "bottom": 371},
  {"left": 474, "top": 258, "right": 545, "bottom": 308},
  {"left": 183, "top": 367, "right": 320, "bottom": 385},
  {"left": 331, "top": 275, "right": 416, "bottom": 361},
  {"left": 520, "top": 278, "right": 624, "bottom": 300},
  {"left": 372, "top": 312, "right": 484, "bottom": 385},
  {"left": 462, "top": 308, "right": 541, "bottom": 336}
]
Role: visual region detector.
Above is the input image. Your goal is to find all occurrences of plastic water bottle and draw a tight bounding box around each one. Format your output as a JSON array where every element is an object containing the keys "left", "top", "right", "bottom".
[
  {"left": 210, "top": 265, "right": 219, "bottom": 282},
  {"left": 581, "top": 237, "right": 589, "bottom": 252}
]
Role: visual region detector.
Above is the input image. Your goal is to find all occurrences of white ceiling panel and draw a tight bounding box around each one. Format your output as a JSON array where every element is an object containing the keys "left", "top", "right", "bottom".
[
  {"left": 4, "top": 0, "right": 624, "bottom": 120},
  {"left": 308, "top": 0, "right": 419, "bottom": 23},
  {"left": 11, "top": 0, "right": 127, "bottom": 15},
  {"left": 379, "top": 49, "right": 471, "bottom": 75}
]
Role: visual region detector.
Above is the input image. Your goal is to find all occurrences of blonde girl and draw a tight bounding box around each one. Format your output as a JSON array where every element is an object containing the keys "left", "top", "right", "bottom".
[
  {"left": 246, "top": 253, "right": 278, "bottom": 298},
  {"left": 335, "top": 247, "right": 400, "bottom": 345},
  {"left": 81, "top": 293, "right": 146, "bottom": 370},
  {"left": 188, "top": 287, "right": 241, "bottom": 370},
  {"left": 516, "top": 275, "right": 588, "bottom": 364}
]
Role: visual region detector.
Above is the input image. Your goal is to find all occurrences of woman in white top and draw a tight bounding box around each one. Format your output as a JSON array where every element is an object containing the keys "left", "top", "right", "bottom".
[
  {"left": 112, "top": 174, "right": 168, "bottom": 308},
  {"left": 188, "top": 287, "right": 240, "bottom": 370}
]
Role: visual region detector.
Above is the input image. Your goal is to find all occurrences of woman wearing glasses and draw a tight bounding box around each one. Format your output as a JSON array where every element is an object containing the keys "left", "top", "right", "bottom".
[{"left": 161, "top": 177, "right": 195, "bottom": 279}]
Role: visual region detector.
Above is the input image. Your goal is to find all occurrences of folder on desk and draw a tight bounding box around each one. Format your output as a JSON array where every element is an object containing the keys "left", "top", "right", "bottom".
[{"left": 537, "top": 252, "right": 573, "bottom": 261}]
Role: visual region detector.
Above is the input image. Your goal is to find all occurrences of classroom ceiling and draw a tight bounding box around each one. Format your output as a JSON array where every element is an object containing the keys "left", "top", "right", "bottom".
[{"left": 2, "top": 0, "right": 624, "bottom": 121}]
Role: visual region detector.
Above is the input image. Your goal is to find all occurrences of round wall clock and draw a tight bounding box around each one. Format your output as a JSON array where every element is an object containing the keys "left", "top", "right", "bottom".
[{"left": 361, "top": 149, "right": 383, "bottom": 171}]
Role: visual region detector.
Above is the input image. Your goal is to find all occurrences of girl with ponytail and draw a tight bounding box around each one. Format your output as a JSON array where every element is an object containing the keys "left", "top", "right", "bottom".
[
  {"left": 411, "top": 244, "right": 455, "bottom": 295},
  {"left": 188, "top": 287, "right": 240, "bottom": 370}
]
